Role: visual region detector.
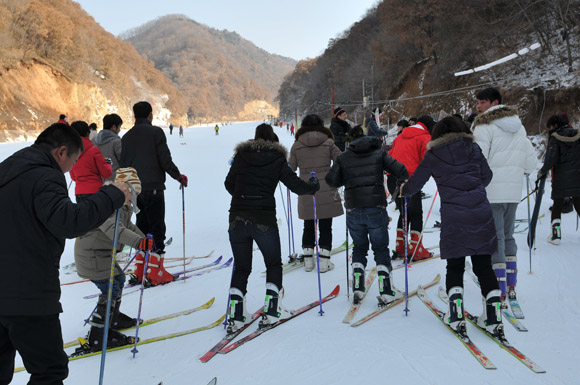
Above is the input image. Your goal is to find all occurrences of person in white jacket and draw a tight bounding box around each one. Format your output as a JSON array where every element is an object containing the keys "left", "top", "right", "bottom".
[{"left": 472, "top": 87, "right": 537, "bottom": 307}]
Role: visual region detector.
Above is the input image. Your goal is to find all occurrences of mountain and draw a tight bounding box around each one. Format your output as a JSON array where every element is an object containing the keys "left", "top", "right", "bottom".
[
  {"left": 122, "top": 15, "right": 297, "bottom": 123},
  {"left": 0, "top": 0, "right": 187, "bottom": 142},
  {"left": 277, "top": 0, "right": 580, "bottom": 132}
]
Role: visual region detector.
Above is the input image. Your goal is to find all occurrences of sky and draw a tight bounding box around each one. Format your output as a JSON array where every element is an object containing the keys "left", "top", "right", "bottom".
[{"left": 74, "top": 0, "right": 379, "bottom": 61}]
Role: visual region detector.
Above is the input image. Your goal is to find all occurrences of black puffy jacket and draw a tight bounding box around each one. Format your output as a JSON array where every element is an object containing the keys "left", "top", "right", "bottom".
[
  {"left": 225, "top": 139, "right": 317, "bottom": 225},
  {"left": 329, "top": 118, "right": 350, "bottom": 152},
  {"left": 540, "top": 125, "right": 580, "bottom": 198},
  {"left": 0, "top": 145, "right": 124, "bottom": 315},
  {"left": 326, "top": 136, "right": 408, "bottom": 209}
]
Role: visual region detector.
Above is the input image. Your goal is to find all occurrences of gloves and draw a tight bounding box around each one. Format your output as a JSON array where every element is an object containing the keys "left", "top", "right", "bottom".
[
  {"left": 138, "top": 238, "right": 154, "bottom": 251},
  {"left": 309, "top": 176, "right": 320, "bottom": 193},
  {"left": 177, "top": 174, "right": 188, "bottom": 187},
  {"left": 104, "top": 157, "right": 113, "bottom": 165}
]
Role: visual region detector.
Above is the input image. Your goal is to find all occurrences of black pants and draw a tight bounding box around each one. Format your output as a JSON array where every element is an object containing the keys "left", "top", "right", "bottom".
[
  {"left": 0, "top": 315, "right": 68, "bottom": 385},
  {"left": 446, "top": 255, "right": 499, "bottom": 297},
  {"left": 136, "top": 190, "right": 166, "bottom": 253},
  {"left": 387, "top": 175, "right": 423, "bottom": 232},
  {"left": 551, "top": 196, "right": 580, "bottom": 221},
  {"left": 302, "top": 218, "right": 333, "bottom": 251},
  {"left": 229, "top": 219, "right": 282, "bottom": 294}
]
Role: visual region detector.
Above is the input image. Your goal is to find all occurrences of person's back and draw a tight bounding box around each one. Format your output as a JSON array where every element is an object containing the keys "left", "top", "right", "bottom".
[{"left": 94, "top": 113, "right": 123, "bottom": 180}]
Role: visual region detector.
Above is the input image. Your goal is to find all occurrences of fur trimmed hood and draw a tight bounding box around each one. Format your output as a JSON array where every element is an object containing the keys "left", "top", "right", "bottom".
[
  {"left": 472, "top": 105, "right": 522, "bottom": 133},
  {"left": 427, "top": 132, "right": 474, "bottom": 150},
  {"left": 233, "top": 139, "right": 288, "bottom": 159},
  {"left": 552, "top": 125, "right": 580, "bottom": 143}
]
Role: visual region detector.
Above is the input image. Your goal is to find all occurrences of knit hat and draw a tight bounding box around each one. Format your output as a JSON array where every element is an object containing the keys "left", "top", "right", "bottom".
[
  {"left": 417, "top": 115, "right": 437, "bottom": 134},
  {"left": 115, "top": 167, "right": 141, "bottom": 194},
  {"left": 334, "top": 107, "right": 345, "bottom": 117}
]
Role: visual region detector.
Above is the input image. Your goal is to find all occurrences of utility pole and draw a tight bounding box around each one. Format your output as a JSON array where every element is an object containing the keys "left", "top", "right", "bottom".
[{"left": 331, "top": 87, "right": 335, "bottom": 120}]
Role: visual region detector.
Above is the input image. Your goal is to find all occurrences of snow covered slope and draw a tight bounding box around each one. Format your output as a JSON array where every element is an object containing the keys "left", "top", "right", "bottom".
[{"left": 2, "top": 122, "right": 577, "bottom": 385}]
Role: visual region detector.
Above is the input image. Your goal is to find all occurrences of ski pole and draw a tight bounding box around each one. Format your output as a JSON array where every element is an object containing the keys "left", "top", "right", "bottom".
[
  {"left": 181, "top": 184, "right": 186, "bottom": 281},
  {"left": 525, "top": 174, "right": 533, "bottom": 274},
  {"left": 311, "top": 172, "right": 324, "bottom": 316},
  {"left": 131, "top": 234, "right": 153, "bottom": 358},
  {"left": 278, "top": 183, "right": 291, "bottom": 261},
  {"left": 346, "top": 211, "right": 350, "bottom": 301},
  {"left": 403, "top": 196, "right": 409, "bottom": 316},
  {"left": 287, "top": 187, "right": 296, "bottom": 257},
  {"left": 98, "top": 209, "right": 122, "bottom": 385},
  {"left": 84, "top": 250, "right": 137, "bottom": 325},
  {"left": 223, "top": 261, "right": 236, "bottom": 329},
  {"left": 409, "top": 190, "right": 438, "bottom": 264}
]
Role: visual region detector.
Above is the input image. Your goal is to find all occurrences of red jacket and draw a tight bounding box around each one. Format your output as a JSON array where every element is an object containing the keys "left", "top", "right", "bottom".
[
  {"left": 70, "top": 137, "right": 112, "bottom": 195},
  {"left": 388, "top": 123, "right": 431, "bottom": 176}
]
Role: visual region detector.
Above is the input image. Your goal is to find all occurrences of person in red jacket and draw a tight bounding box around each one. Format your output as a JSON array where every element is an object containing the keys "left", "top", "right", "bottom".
[
  {"left": 387, "top": 115, "right": 436, "bottom": 261},
  {"left": 69, "top": 121, "right": 113, "bottom": 202}
]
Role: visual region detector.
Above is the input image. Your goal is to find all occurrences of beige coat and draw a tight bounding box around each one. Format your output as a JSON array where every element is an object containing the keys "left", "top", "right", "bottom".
[
  {"left": 74, "top": 205, "right": 144, "bottom": 280},
  {"left": 289, "top": 126, "right": 344, "bottom": 220}
]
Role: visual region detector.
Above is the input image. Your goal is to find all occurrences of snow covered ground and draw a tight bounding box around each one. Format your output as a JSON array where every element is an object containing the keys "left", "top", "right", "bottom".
[{"left": 2, "top": 121, "right": 578, "bottom": 385}]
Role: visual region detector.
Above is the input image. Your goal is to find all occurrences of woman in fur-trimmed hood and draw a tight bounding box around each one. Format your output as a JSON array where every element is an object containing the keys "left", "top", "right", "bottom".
[
  {"left": 402, "top": 116, "right": 502, "bottom": 334},
  {"left": 224, "top": 123, "right": 319, "bottom": 331},
  {"left": 289, "top": 114, "right": 343, "bottom": 272}
]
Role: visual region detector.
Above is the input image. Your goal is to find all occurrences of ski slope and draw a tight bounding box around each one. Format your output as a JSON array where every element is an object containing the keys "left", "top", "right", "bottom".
[{"left": 2, "top": 121, "right": 578, "bottom": 385}]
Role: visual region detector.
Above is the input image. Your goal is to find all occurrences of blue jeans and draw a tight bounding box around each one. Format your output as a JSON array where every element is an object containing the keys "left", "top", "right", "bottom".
[
  {"left": 491, "top": 203, "right": 517, "bottom": 264},
  {"left": 347, "top": 207, "right": 392, "bottom": 269},
  {"left": 229, "top": 219, "right": 282, "bottom": 294},
  {"left": 92, "top": 273, "right": 126, "bottom": 301}
]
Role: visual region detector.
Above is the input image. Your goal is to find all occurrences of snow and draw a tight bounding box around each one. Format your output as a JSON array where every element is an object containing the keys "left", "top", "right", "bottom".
[{"left": 2, "top": 121, "right": 579, "bottom": 385}]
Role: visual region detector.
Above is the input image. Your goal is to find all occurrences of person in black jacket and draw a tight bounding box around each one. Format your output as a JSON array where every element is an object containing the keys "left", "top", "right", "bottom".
[
  {"left": 121, "top": 101, "right": 187, "bottom": 285},
  {"left": 329, "top": 107, "right": 351, "bottom": 151},
  {"left": 538, "top": 114, "right": 580, "bottom": 245},
  {"left": 326, "top": 125, "right": 408, "bottom": 306},
  {"left": 0, "top": 123, "right": 131, "bottom": 385},
  {"left": 225, "top": 123, "right": 319, "bottom": 333}
]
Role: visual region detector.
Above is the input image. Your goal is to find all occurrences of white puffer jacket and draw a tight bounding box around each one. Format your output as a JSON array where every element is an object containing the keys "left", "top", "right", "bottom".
[{"left": 472, "top": 105, "right": 537, "bottom": 203}]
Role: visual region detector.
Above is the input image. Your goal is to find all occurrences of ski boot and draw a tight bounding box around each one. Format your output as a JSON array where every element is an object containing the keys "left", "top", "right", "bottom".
[
  {"left": 392, "top": 228, "right": 405, "bottom": 260},
  {"left": 226, "top": 288, "right": 251, "bottom": 334},
  {"left": 128, "top": 251, "right": 147, "bottom": 285},
  {"left": 548, "top": 220, "right": 561, "bottom": 245},
  {"left": 303, "top": 247, "right": 315, "bottom": 272},
  {"left": 85, "top": 325, "right": 136, "bottom": 352},
  {"left": 477, "top": 289, "right": 504, "bottom": 336},
  {"left": 259, "top": 283, "right": 293, "bottom": 328},
  {"left": 112, "top": 298, "right": 142, "bottom": 330},
  {"left": 318, "top": 248, "right": 334, "bottom": 273},
  {"left": 376, "top": 265, "right": 402, "bottom": 307},
  {"left": 146, "top": 252, "right": 176, "bottom": 285},
  {"left": 492, "top": 262, "right": 508, "bottom": 309},
  {"left": 444, "top": 286, "right": 466, "bottom": 333},
  {"left": 409, "top": 230, "right": 433, "bottom": 261},
  {"left": 352, "top": 262, "right": 365, "bottom": 305}
]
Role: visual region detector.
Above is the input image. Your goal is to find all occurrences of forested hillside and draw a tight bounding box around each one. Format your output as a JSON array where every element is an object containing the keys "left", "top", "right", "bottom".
[
  {"left": 0, "top": 0, "right": 187, "bottom": 141},
  {"left": 123, "top": 15, "right": 296, "bottom": 122},
  {"left": 278, "top": 0, "right": 580, "bottom": 132}
]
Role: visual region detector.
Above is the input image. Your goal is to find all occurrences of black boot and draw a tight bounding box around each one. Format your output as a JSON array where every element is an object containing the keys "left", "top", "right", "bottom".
[
  {"left": 86, "top": 326, "right": 135, "bottom": 352},
  {"left": 111, "top": 298, "right": 141, "bottom": 330},
  {"left": 352, "top": 262, "right": 365, "bottom": 304},
  {"left": 444, "top": 287, "right": 466, "bottom": 333}
]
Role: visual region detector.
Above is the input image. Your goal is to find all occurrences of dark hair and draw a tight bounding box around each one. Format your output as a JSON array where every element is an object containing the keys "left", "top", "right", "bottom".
[
  {"left": 103, "top": 113, "right": 123, "bottom": 130},
  {"left": 476, "top": 87, "right": 502, "bottom": 104},
  {"left": 348, "top": 125, "right": 364, "bottom": 140},
  {"left": 397, "top": 119, "right": 409, "bottom": 128},
  {"left": 408, "top": 117, "right": 418, "bottom": 123},
  {"left": 71, "top": 120, "right": 90, "bottom": 138},
  {"left": 431, "top": 116, "right": 470, "bottom": 140},
  {"left": 35, "top": 123, "right": 83, "bottom": 155},
  {"left": 254, "top": 123, "right": 278, "bottom": 142},
  {"left": 133, "top": 101, "right": 153, "bottom": 119},
  {"left": 301, "top": 114, "right": 324, "bottom": 127},
  {"left": 89, "top": 123, "right": 97, "bottom": 131},
  {"left": 59, "top": 114, "right": 66, "bottom": 120},
  {"left": 452, "top": 113, "right": 463, "bottom": 119},
  {"left": 546, "top": 114, "right": 567, "bottom": 129},
  {"left": 559, "top": 113, "right": 570, "bottom": 125},
  {"left": 417, "top": 115, "right": 437, "bottom": 134}
]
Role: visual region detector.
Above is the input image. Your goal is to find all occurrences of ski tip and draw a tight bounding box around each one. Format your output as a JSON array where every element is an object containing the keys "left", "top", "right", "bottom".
[
  {"left": 207, "top": 377, "right": 218, "bottom": 385},
  {"left": 330, "top": 285, "right": 340, "bottom": 296}
]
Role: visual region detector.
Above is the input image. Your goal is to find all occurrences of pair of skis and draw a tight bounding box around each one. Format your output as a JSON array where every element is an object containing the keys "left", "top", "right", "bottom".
[
  {"left": 200, "top": 285, "right": 340, "bottom": 362},
  {"left": 417, "top": 285, "right": 545, "bottom": 373},
  {"left": 263, "top": 242, "right": 354, "bottom": 275}
]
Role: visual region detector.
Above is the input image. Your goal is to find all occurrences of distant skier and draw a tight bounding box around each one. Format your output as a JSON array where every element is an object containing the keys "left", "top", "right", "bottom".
[
  {"left": 88, "top": 122, "right": 98, "bottom": 141},
  {"left": 57, "top": 113, "right": 68, "bottom": 125},
  {"left": 538, "top": 114, "right": 580, "bottom": 245},
  {"left": 329, "top": 107, "right": 350, "bottom": 152},
  {"left": 326, "top": 125, "right": 408, "bottom": 306},
  {"left": 402, "top": 116, "right": 503, "bottom": 335},
  {"left": 74, "top": 168, "right": 152, "bottom": 353},
  {"left": 224, "top": 123, "right": 319, "bottom": 333},
  {"left": 215, "top": 124, "right": 220, "bottom": 135},
  {"left": 290, "top": 124, "right": 295, "bottom": 136},
  {"left": 179, "top": 125, "right": 184, "bottom": 137},
  {"left": 289, "top": 114, "right": 343, "bottom": 272},
  {"left": 169, "top": 123, "right": 173, "bottom": 135},
  {"left": 472, "top": 87, "right": 536, "bottom": 308}
]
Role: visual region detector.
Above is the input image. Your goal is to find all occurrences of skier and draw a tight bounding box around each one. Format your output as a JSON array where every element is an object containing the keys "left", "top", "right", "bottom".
[
  {"left": 326, "top": 125, "right": 408, "bottom": 306},
  {"left": 388, "top": 115, "right": 436, "bottom": 261},
  {"left": 289, "top": 114, "right": 344, "bottom": 272},
  {"left": 215, "top": 124, "right": 220, "bottom": 136},
  {"left": 538, "top": 114, "right": 580, "bottom": 244},
  {"left": 225, "top": 123, "right": 319, "bottom": 333},
  {"left": 57, "top": 114, "right": 68, "bottom": 125},
  {"left": 402, "top": 116, "right": 503, "bottom": 335},
  {"left": 290, "top": 124, "right": 295, "bottom": 136},
  {"left": 93, "top": 113, "right": 123, "bottom": 181},
  {"left": 329, "top": 107, "right": 351, "bottom": 152},
  {"left": 364, "top": 109, "right": 388, "bottom": 138},
  {"left": 169, "top": 123, "right": 173, "bottom": 135},
  {"left": 179, "top": 125, "right": 184, "bottom": 137},
  {"left": 69, "top": 120, "right": 112, "bottom": 202},
  {"left": 74, "top": 168, "right": 153, "bottom": 352},
  {"left": 0, "top": 123, "right": 131, "bottom": 384},
  {"left": 121, "top": 101, "right": 187, "bottom": 286},
  {"left": 472, "top": 87, "right": 536, "bottom": 307}
]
